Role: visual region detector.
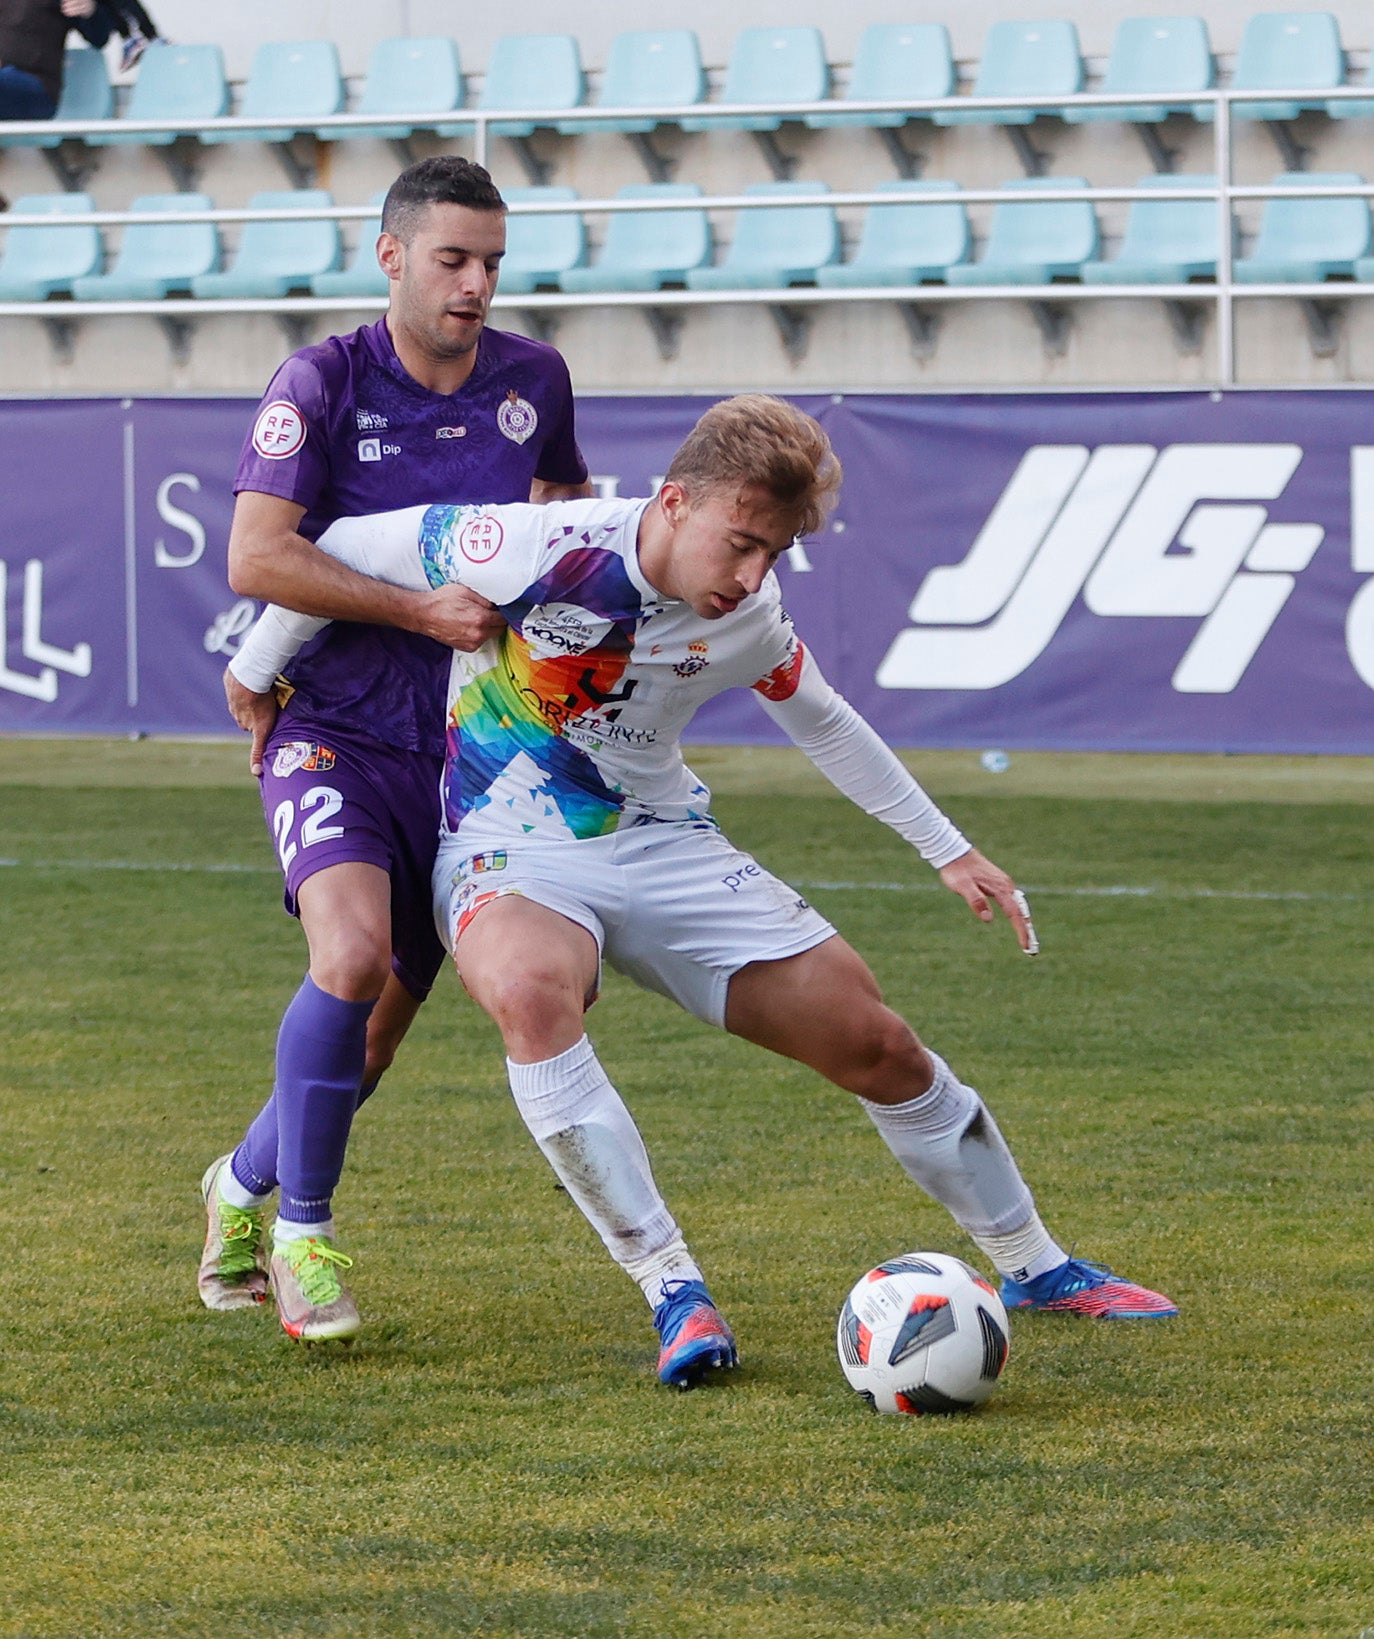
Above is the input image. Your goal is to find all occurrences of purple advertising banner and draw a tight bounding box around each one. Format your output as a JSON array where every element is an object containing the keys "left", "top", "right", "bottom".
[{"left": 2, "top": 390, "right": 1373, "bottom": 752}]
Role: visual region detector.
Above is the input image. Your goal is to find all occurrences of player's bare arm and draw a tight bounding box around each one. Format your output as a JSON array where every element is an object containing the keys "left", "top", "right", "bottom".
[
  {"left": 229, "top": 490, "right": 503, "bottom": 651},
  {"left": 530, "top": 477, "right": 596, "bottom": 503},
  {"left": 938, "top": 848, "right": 1039, "bottom": 954}
]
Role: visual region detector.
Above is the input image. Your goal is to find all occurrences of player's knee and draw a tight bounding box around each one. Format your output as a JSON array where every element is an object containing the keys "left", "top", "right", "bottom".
[
  {"left": 308, "top": 928, "right": 390, "bottom": 1002},
  {"left": 844, "top": 1010, "right": 931, "bottom": 1102},
  {"left": 476, "top": 961, "right": 584, "bottom": 1054}
]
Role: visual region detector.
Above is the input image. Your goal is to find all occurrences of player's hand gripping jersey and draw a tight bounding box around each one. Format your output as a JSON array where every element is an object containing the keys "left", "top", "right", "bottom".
[{"left": 232, "top": 497, "right": 971, "bottom": 867}]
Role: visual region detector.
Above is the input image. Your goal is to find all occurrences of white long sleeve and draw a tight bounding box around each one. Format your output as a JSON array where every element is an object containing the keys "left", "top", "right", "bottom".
[
  {"left": 754, "top": 647, "right": 970, "bottom": 869},
  {"left": 225, "top": 506, "right": 437, "bottom": 693},
  {"left": 228, "top": 605, "right": 329, "bottom": 693}
]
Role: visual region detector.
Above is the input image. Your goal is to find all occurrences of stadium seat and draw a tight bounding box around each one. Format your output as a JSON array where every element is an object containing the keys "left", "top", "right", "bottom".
[
  {"left": 71, "top": 192, "right": 219, "bottom": 299},
  {"left": 806, "top": 23, "right": 955, "bottom": 129},
  {"left": 680, "top": 27, "right": 829, "bottom": 133},
  {"left": 89, "top": 43, "right": 229, "bottom": 148},
  {"left": 497, "top": 186, "right": 586, "bottom": 293},
  {"left": 559, "top": 184, "right": 710, "bottom": 292},
  {"left": 933, "top": 20, "right": 1083, "bottom": 126},
  {"left": 478, "top": 35, "right": 584, "bottom": 137},
  {"left": 190, "top": 190, "right": 340, "bottom": 297},
  {"left": 1233, "top": 173, "right": 1369, "bottom": 281},
  {"left": 200, "top": 41, "right": 344, "bottom": 145},
  {"left": 946, "top": 178, "right": 1097, "bottom": 284},
  {"left": 2, "top": 47, "right": 110, "bottom": 148},
  {"left": 0, "top": 193, "right": 101, "bottom": 298},
  {"left": 310, "top": 194, "right": 387, "bottom": 298},
  {"left": 1081, "top": 175, "right": 1220, "bottom": 283},
  {"left": 346, "top": 36, "right": 466, "bottom": 143},
  {"left": 816, "top": 180, "right": 969, "bottom": 286},
  {"left": 567, "top": 30, "right": 705, "bottom": 134},
  {"left": 685, "top": 181, "right": 839, "bottom": 289},
  {"left": 1231, "top": 12, "right": 1343, "bottom": 122},
  {"left": 1327, "top": 44, "right": 1374, "bottom": 120},
  {"left": 1062, "top": 16, "right": 1214, "bottom": 126}
]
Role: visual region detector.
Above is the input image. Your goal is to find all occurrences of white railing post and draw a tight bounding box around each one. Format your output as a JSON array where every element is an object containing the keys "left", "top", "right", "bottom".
[{"left": 1214, "top": 89, "right": 1236, "bottom": 389}]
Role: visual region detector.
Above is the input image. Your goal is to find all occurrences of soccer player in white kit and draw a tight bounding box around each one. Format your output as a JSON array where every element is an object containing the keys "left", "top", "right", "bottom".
[{"left": 231, "top": 395, "right": 1178, "bottom": 1388}]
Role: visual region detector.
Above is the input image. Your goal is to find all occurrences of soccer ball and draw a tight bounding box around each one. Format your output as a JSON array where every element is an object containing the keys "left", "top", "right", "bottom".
[{"left": 837, "top": 1251, "right": 1010, "bottom": 1415}]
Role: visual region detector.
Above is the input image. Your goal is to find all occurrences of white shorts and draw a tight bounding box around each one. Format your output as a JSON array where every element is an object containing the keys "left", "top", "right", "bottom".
[{"left": 433, "top": 820, "right": 836, "bottom": 1029}]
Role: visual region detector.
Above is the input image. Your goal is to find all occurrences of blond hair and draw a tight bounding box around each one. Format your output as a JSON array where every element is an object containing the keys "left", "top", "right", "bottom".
[{"left": 664, "top": 394, "right": 843, "bottom": 538}]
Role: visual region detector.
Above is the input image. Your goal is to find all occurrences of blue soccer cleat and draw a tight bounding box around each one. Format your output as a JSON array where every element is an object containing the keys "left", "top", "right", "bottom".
[
  {"left": 653, "top": 1279, "right": 738, "bottom": 1389},
  {"left": 1000, "top": 1257, "right": 1178, "bottom": 1320}
]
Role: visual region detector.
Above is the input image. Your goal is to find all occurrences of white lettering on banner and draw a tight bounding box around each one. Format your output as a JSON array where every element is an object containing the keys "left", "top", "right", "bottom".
[
  {"left": 0, "top": 558, "right": 93, "bottom": 702},
  {"left": 153, "top": 473, "right": 207, "bottom": 569},
  {"left": 204, "top": 598, "right": 259, "bottom": 657},
  {"left": 877, "top": 444, "right": 1325, "bottom": 696}
]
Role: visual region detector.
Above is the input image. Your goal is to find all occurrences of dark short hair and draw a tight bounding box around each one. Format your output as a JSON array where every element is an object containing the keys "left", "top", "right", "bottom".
[{"left": 381, "top": 157, "right": 505, "bottom": 243}]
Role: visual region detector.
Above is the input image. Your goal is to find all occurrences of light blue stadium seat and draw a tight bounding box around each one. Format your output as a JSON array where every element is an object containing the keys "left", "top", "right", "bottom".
[
  {"left": 311, "top": 193, "right": 387, "bottom": 298},
  {"left": 3, "top": 48, "right": 111, "bottom": 148},
  {"left": 806, "top": 23, "right": 954, "bottom": 129},
  {"left": 1082, "top": 175, "right": 1219, "bottom": 283},
  {"left": 346, "top": 36, "right": 466, "bottom": 142},
  {"left": 201, "top": 41, "right": 344, "bottom": 145},
  {"left": 0, "top": 193, "right": 101, "bottom": 298},
  {"left": 71, "top": 192, "right": 219, "bottom": 299},
  {"left": 1234, "top": 173, "right": 1369, "bottom": 281},
  {"left": 497, "top": 186, "right": 586, "bottom": 293},
  {"left": 1232, "top": 12, "right": 1343, "bottom": 123},
  {"left": 89, "top": 42, "right": 228, "bottom": 148},
  {"left": 815, "top": 180, "right": 970, "bottom": 286},
  {"left": 946, "top": 178, "right": 1097, "bottom": 284},
  {"left": 1328, "top": 38, "right": 1374, "bottom": 119},
  {"left": 478, "top": 35, "right": 584, "bottom": 138},
  {"left": 934, "top": 20, "right": 1082, "bottom": 126},
  {"left": 1063, "top": 16, "right": 1214, "bottom": 125},
  {"left": 685, "top": 181, "right": 839, "bottom": 289},
  {"left": 559, "top": 185, "right": 710, "bottom": 292},
  {"left": 566, "top": 30, "right": 704, "bottom": 135},
  {"left": 190, "top": 190, "right": 340, "bottom": 297},
  {"left": 681, "top": 27, "right": 829, "bottom": 133}
]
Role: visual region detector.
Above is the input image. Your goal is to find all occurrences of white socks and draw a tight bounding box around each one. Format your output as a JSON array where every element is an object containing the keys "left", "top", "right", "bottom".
[
  {"left": 507, "top": 1036, "right": 702, "bottom": 1307},
  {"left": 273, "top": 1217, "right": 334, "bottom": 1246},
  {"left": 862, "top": 1051, "right": 1066, "bottom": 1280}
]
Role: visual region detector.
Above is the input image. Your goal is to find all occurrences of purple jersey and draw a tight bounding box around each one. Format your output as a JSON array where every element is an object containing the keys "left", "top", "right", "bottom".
[{"left": 233, "top": 318, "right": 586, "bottom": 755}]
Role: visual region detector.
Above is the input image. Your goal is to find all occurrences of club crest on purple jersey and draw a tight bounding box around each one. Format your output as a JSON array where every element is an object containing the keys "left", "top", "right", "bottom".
[{"left": 497, "top": 389, "right": 538, "bottom": 446}]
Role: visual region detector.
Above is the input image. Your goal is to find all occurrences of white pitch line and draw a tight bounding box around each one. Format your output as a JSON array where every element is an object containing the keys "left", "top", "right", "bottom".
[
  {"left": 798, "top": 879, "right": 1364, "bottom": 904},
  {"left": 0, "top": 857, "right": 1359, "bottom": 904}
]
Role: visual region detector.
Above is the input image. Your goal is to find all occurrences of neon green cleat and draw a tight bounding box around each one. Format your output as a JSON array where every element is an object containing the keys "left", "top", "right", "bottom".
[
  {"left": 198, "top": 1153, "right": 269, "bottom": 1311},
  {"left": 270, "top": 1235, "right": 361, "bottom": 1342}
]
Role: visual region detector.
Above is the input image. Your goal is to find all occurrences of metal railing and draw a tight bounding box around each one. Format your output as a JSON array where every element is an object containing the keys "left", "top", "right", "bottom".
[{"left": 3, "top": 84, "right": 1374, "bottom": 383}]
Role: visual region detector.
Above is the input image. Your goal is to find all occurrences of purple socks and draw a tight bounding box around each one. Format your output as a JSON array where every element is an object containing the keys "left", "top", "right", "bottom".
[{"left": 230, "top": 975, "right": 375, "bottom": 1224}]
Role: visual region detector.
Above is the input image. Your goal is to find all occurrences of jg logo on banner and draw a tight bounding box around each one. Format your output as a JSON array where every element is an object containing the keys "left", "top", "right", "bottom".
[{"left": 878, "top": 443, "right": 1335, "bottom": 694}]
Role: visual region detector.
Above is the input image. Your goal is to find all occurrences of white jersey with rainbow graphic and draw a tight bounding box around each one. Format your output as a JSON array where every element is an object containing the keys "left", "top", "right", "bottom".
[{"left": 316, "top": 497, "right": 806, "bottom": 845}]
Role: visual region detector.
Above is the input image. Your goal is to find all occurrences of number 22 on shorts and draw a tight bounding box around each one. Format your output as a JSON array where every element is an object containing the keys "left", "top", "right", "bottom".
[{"left": 272, "top": 785, "right": 345, "bottom": 871}]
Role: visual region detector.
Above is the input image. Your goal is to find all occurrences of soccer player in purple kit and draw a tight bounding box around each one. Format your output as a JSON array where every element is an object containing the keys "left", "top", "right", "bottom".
[{"left": 197, "top": 156, "right": 591, "bottom": 1342}]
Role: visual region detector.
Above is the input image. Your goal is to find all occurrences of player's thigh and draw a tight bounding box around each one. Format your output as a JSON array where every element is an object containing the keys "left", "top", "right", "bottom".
[
  {"left": 725, "top": 935, "right": 928, "bottom": 1094},
  {"left": 455, "top": 892, "right": 600, "bottom": 1056},
  {"left": 296, "top": 861, "right": 394, "bottom": 994}
]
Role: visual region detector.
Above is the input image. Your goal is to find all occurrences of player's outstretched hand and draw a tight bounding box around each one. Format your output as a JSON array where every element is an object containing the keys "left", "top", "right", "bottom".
[
  {"left": 224, "top": 668, "right": 278, "bottom": 777},
  {"left": 937, "top": 848, "right": 1040, "bottom": 955},
  {"left": 418, "top": 584, "right": 506, "bottom": 652}
]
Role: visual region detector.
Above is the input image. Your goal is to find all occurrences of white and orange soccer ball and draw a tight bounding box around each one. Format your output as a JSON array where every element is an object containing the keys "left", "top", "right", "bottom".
[{"left": 837, "top": 1252, "right": 1010, "bottom": 1415}]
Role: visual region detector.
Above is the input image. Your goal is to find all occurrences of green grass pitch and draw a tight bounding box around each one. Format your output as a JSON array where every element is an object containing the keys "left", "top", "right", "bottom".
[{"left": 1, "top": 742, "right": 1372, "bottom": 1637}]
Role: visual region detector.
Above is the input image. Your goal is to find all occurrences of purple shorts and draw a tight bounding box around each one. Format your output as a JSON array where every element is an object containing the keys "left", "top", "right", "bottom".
[{"left": 258, "top": 723, "right": 447, "bottom": 999}]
